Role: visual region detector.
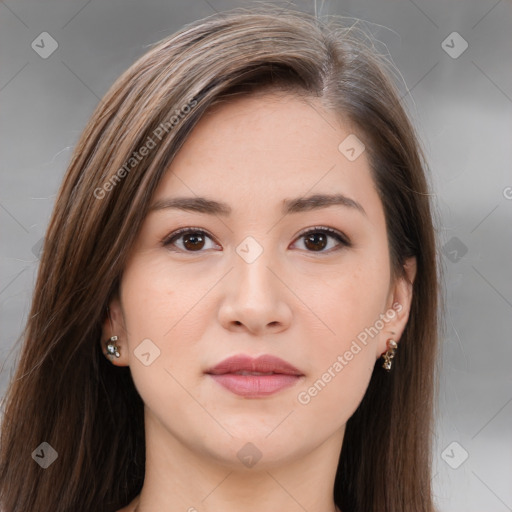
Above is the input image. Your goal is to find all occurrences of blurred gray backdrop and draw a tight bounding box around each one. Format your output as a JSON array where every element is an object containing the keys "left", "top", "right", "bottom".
[{"left": 1, "top": 1, "right": 511, "bottom": 510}]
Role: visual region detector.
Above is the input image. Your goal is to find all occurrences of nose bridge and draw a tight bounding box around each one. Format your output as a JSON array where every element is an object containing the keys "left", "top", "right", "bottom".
[
  {"left": 232, "top": 236, "right": 278, "bottom": 302},
  {"left": 217, "top": 234, "right": 292, "bottom": 334}
]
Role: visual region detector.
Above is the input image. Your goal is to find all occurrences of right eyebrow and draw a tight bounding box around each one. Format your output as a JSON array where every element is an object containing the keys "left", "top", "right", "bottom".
[{"left": 148, "top": 196, "right": 232, "bottom": 216}]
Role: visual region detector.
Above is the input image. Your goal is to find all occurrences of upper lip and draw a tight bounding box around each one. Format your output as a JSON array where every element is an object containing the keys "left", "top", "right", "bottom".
[{"left": 206, "top": 354, "right": 304, "bottom": 376}]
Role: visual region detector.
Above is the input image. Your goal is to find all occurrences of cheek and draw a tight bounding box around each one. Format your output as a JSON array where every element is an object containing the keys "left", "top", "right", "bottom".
[
  {"left": 120, "top": 254, "right": 208, "bottom": 336},
  {"left": 118, "top": 259, "right": 209, "bottom": 426},
  {"left": 302, "top": 255, "right": 390, "bottom": 344},
  {"left": 294, "top": 257, "right": 389, "bottom": 414},
  {"left": 295, "top": 265, "right": 384, "bottom": 412},
  {"left": 119, "top": 254, "right": 218, "bottom": 387},
  {"left": 295, "top": 352, "right": 374, "bottom": 431}
]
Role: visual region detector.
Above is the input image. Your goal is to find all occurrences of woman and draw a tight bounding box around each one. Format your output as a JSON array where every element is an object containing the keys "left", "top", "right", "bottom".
[{"left": 0, "top": 6, "right": 440, "bottom": 512}]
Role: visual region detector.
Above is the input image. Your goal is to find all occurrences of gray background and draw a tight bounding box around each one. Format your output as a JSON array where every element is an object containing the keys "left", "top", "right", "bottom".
[{"left": 1, "top": 0, "right": 511, "bottom": 510}]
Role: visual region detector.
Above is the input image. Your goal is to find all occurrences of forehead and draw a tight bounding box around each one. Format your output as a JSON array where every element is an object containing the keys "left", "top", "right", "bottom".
[{"left": 153, "top": 92, "right": 382, "bottom": 221}]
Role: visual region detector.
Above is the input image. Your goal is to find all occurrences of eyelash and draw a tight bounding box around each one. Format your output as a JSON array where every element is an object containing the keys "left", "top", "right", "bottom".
[{"left": 161, "top": 226, "right": 351, "bottom": 254}]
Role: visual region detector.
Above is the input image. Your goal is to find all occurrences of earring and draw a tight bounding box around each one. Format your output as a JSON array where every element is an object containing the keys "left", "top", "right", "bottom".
[
  {"left": 105, "top": 335, "right": 120, "bottom": 361},
  {"left": 381, "top": 339, "right": 398, "bottom": 371}
]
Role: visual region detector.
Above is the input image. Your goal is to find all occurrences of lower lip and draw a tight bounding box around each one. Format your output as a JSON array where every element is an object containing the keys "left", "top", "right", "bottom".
[{"left": 207, "top": 373, "right": 302, "bottom": 397}]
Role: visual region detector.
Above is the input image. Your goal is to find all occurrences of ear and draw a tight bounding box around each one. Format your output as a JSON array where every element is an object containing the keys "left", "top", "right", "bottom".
[
  {"left": 375, "top": 256, "right": 417, "bottom": 359},
  {"left": 100, "top": 295, "right": 130, "bottom": 367}
]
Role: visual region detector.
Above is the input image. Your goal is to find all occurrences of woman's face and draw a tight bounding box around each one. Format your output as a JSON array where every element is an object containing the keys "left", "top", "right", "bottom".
[{"left": 105, "top": 92, "right": 415, "bottom": 470}]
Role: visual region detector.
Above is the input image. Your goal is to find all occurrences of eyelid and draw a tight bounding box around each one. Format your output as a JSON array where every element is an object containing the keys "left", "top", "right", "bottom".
[
  {"left": 161, "top": 226, "right": 219, "bottom": 247},
  {"left": 294, "top": 225, "right": 352, "bottom": 247}
]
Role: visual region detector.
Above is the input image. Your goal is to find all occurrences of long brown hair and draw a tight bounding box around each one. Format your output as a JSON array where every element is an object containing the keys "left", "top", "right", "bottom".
[{"left": 0, "top": 7, "right": 440, "bottom": 512}]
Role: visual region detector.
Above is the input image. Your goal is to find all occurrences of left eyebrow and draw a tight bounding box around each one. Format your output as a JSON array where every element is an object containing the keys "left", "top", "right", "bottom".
[
  {"left": 148, "top": 193, "right": 366, "bottom": 217},
  {"left": 282, "top": 193, "right": 367, "bottom": 217}
]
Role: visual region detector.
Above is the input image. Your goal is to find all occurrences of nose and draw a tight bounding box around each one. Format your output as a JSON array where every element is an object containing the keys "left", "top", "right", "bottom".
[{"left": 217, "top": 249, "right": 292, "bottom": 336}]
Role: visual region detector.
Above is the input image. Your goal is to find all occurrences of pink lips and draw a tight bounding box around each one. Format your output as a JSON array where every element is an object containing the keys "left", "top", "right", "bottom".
[{"left": 206, "top": 354, "right": 304, "bottom": 398}]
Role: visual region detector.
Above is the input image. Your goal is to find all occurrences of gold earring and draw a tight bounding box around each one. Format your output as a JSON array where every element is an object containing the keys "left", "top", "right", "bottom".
[
  {"left": 105, "top": 335, "right": 120, "bottom": 361},
  {"left": 382, "top": 339, "right": 397, "bottom": 371}
]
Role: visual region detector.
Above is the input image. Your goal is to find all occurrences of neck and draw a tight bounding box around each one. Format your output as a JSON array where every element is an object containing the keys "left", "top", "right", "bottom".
[
  {"left": 134, "top": 501, "right": 342, "bottom": 512},
  {"left": 129, "top": 413, "right": 345, "bottom": 512}
]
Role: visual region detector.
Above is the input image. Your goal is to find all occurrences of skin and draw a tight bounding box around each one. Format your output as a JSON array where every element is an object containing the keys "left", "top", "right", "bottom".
[{"left": 102, "top": 91, "right": 416, "bottom": 512}]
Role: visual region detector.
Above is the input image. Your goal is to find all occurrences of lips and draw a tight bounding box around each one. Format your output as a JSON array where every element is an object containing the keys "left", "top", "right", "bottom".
[
  {"left": 207, "top": 354, "right": 303, "bottom": 376},
  {"left": 206, "top": 354, "right": 304, "bottom": 398}
]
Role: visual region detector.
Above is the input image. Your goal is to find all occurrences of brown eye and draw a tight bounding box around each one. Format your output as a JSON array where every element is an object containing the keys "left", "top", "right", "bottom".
[
  {"left": 163, "top": 228, "right": 219, "bottom": 252},
  {"left": 294, "top": 227, "right": 350, "bottom": 253},
  {"left": 181, "top": 232, "right": 206, "bottom": 251},
  {"left": 303, "top": 232, "right": 328, "bottom": 251}
]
